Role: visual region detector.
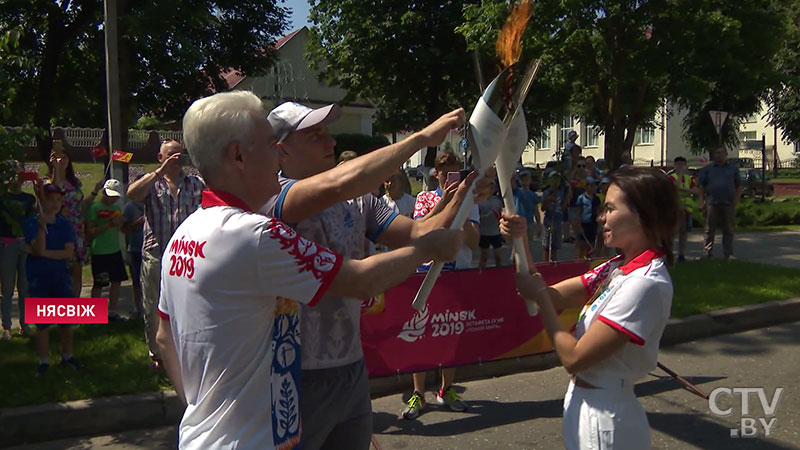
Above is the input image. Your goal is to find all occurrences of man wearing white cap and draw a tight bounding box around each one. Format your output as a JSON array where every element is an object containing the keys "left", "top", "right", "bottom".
[
  {"left": 86, "top": 179, "right": 129, "bottom": 320},
  {"left": 265, "top": 101, "right": 493, "bottom": 449},
  {"left": 155, "top": 91, "right": 464, "bottom": 449}
]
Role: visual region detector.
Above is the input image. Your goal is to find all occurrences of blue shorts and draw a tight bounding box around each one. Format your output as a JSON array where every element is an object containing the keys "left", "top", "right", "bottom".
[{"left": 28, "top": 272, "right": 74, "bottom": 329}]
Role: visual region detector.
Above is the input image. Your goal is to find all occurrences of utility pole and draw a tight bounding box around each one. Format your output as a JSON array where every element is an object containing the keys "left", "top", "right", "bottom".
[{"left": 104, "top": 0, "right": 126, "bottom": 195}]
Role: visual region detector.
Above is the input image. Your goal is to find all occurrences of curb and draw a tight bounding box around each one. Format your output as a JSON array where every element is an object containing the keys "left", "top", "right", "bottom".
[{"left": 3, "top": 298, "right": 800, "bottom": 447}]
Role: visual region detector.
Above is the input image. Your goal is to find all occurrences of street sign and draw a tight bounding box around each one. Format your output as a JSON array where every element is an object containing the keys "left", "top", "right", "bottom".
[{"left": 709, "top": 110, "right": 728, "bottom": 137}]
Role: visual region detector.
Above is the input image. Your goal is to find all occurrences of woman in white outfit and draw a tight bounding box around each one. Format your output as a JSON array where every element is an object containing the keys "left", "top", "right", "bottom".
[{"left": 506, "top": 166, "right": 679, "bottom": 450}]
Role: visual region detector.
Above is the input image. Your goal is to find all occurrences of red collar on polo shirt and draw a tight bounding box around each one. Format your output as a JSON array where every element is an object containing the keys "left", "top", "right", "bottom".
[
  {"left": 201, "top": 190, "right": 253, "bottom": 212},
  {"left": 618, "top": 248, "right": 665, "bottom": 275}
]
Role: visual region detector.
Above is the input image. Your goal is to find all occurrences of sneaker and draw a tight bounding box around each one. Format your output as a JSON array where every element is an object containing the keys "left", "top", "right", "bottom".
[
  {"left": 436, "top": 386, "right": 466, "bottom": 412},
  {"left": 108, "top": 313, "right": 126, "bottom": 322},
  {"left": 61, "top": 356, "right": 83, "bottom": 371},
  {"left": 150, "top": 358, "right": 164, "bottom": 373},
  {"left": 402, "top": 391, "right": 426, "bottom": 420},
  {"left": 1, "top": 330, "right": 10, "bottom": 341},
  {"left": 35, "top": 362, "right": 49, "bottom": 377}
]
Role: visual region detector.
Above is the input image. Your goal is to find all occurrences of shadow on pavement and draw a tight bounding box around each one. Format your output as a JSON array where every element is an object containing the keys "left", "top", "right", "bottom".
[
  {"left": 648, "top": 412, "right": 796, "bottom": 450},
  {"left": 373, "top": 398, "right": 563, "bottom": 437}
]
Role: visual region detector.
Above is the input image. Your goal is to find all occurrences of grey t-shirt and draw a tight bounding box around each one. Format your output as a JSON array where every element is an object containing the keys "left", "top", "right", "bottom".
[
  {"left": 263, "top": 176, "right": 399, "bottom": 370},
  {"left": 699, "top": 163, "right": 740, "bottom": 205}
]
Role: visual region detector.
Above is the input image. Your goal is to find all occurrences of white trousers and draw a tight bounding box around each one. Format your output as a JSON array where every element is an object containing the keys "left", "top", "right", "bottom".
[{"left": 563, "top": 381, "right": 651, "bottom": 450}]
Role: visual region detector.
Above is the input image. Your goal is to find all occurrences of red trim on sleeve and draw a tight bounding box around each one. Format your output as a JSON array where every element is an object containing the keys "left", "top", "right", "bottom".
[
  {"left": 157, "top": 309, "right": 170, "bottom": 321},
  {"left": 597, "top": 315, "right": 645, "bottom": 345},
  {"left": 308, "top": 253, "right": 344, "bottom": 307}
]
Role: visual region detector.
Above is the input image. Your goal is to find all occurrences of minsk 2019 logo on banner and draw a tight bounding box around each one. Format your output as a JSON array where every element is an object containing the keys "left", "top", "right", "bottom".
[
  {"left": 397, "top": 306, "right": 430, "bottom": 343},
  {"left": 397, "top": 306, "right": 502, "bottom": 343}
]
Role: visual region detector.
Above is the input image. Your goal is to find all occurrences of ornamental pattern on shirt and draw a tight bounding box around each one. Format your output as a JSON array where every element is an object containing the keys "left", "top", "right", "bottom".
[
  {"left": 271, "top": 297, "right": 301, "bottom": 450},
  {"left": 581, "top": 255, "right": 622, "bottom": 297},
  {"left": 266, "top": 218, "right": 339, "bottom": 280},
  {"left": 413, "top": 190, "right": 441, "bottom": 219}
]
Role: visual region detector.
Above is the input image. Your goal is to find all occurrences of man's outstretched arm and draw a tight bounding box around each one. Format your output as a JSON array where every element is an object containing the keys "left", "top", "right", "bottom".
[{"left": 279, "top": 109, "right": 465, "bottom": 224}]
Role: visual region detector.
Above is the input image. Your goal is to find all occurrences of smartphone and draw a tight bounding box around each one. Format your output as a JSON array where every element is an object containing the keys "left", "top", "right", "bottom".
[
  {"left": 52, "top": 139, "right": 64, "bottom": 157},
  {"left": 446, "top": 171, "right": 461, "bottom": 188}
]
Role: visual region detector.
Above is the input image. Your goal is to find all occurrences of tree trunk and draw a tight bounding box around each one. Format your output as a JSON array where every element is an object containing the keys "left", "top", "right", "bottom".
[{"left": 33, "top": 17, "right": 65, "bottom": 162}]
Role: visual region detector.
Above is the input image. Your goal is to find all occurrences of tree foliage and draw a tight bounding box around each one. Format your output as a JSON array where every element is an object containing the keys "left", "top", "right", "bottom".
[
  {"left": 1, "top": 0, "right": 289, "bottom": 160},
  {"left": 459, "top": 0, "right": 787, "bottom": 165},
  {"left": 770, "top": 0, "right": 800, "bottom": 142},
  {"left": 307, "top": 0, "right": 482, "bottom": 167}
]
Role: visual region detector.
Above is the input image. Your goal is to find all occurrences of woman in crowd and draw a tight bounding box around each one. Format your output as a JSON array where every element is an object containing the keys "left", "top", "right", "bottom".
[
  {"left": 506, "top": 166, "right": 679, "bottom": 449},
  {"left": 47, "top": 149, "right": 102, "bottom": 297}
]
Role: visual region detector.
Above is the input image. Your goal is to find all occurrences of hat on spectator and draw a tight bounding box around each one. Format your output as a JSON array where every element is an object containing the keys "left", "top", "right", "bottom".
[
  {"left": 267, "top": 102, "right": 342, "bottom": 142},
  {"left": 103, "top": 179, "right": 122, "bottom": 197}
]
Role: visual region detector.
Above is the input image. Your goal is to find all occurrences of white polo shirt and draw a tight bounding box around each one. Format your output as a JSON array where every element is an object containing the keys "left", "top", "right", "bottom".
[
  {"left": 575, "top": 249, "right": 673, "bottom": 389},
  {"left": 158, "top": 190, "right": 342, "bottom": 450}
]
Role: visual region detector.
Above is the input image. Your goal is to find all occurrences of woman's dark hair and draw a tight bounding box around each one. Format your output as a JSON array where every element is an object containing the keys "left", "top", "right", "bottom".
[
  {"left": 47, "top": 150, "right": 81, "bottom": 188},
  {"left": 608, "top": 166, "right": 680, "bottom": 265}
]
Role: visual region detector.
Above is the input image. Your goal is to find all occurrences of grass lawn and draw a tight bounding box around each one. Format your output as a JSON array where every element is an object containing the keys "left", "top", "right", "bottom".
[
  {"left": 1, "top": 259, "right": 798, "bottom": 408},
  {"left": 0, "top": 318, "right": 172, "bottom": 408},
  {"left": 772, "top": 177, "right": 800, "bottom": 183},
  {"left": 669, "top": 259, "right": 800, "bottom": 318}
]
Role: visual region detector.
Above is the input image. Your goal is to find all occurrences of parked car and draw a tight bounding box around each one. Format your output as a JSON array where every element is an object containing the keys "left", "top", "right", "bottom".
[{"left": 740, "top": 168, "right": 774, "bottom": 197}]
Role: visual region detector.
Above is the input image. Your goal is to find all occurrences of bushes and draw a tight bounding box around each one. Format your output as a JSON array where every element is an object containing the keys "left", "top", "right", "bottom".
[{"left": 691, "top": 197, "right": 800, "bottom": 227}]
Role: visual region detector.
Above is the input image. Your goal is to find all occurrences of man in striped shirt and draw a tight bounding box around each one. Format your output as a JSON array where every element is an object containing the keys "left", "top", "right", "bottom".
[{"left": 127, "top": 139, "right": 205, "bottom": 370}]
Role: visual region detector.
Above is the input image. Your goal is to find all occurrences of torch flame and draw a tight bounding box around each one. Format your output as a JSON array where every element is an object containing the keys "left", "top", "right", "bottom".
[{"left": 496, "top": 0, "right": 532, "bottom": 69}]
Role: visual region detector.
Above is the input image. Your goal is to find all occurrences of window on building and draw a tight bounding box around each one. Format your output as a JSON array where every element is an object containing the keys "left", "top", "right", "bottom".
[
  {"left": 538, "top": 128, "right": 551, "bottom": 149},
  {"left": 638, "top": 126, "right": 655, "bottom": 145},
  {"left": 586, "top": 125, "right": 600, "bottom": 147},
  {"left": 740, "top": 130, "right": 758, "bottom": 141},
  {"left": 560, "top": 116, "right": 575, "bottom": 149},
  {"left": 744, "top": 113, "right": 759, "bottom": 124}
]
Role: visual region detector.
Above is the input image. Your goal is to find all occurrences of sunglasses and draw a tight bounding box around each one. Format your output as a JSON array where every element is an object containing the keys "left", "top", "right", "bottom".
[{"left": 576, "top": 164, "right": 586, "bottom": 168}]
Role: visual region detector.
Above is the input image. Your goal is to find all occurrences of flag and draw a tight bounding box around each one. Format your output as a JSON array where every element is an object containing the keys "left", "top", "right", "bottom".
[
  {"left": 91, "top": 145, "right": 108, "bottom": 159},
  {"left": 111, "top": 149, "right": 133, "bottom": 163}
]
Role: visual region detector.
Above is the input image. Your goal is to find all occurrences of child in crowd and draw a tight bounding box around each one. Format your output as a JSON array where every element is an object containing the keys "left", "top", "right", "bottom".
[
  {"left": 24, "top": 181, "right": 81, "bottom": 376},
  {"left": 86, "top": 179, "right": 128, "bottom": 321}
]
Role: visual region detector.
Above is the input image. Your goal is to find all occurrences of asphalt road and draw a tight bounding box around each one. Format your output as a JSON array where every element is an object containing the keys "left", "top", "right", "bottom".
[{"left": 12, "top": 321, "right": 799, "bottom": 450}]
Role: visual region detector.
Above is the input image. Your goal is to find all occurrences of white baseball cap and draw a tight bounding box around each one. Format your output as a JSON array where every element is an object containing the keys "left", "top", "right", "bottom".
[
  {"left": 103, "top": 179, "right": 122, "bottom": 197},
  {"left": 267, "top": 102, "right": 342, "bottom": 142}
]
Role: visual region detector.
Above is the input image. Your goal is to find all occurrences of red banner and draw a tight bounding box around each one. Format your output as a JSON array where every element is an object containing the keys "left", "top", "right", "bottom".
[{"left": 360, "top": 261, "right": 592, "bottom": 377}]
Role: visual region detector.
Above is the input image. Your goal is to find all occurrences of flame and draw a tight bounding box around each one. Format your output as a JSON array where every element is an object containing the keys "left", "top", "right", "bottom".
[{"left": 496, "top": 0, "right": 532, "bottom": 68}]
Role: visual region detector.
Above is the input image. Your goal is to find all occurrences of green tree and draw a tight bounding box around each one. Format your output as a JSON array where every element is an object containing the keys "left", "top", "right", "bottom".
[
  {"left": 459, "top": 0, "right": 787, "bottom": 166},
  {"left": 1, "top": 0, "right": 289, "bottom": 160},
  {"left": 769, "top": 0, "right": 800, "bottom": 143},
  {"left": 307, "top": 0, "right": 480, "bottom": 167}
]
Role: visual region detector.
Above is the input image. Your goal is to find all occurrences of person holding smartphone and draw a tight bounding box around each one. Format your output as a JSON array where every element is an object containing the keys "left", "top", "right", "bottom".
[{"left": 404, "top": 151, "right": 481, "bottom": 420}]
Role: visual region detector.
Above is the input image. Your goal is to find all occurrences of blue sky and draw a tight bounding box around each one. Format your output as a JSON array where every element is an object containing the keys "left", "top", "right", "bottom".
[{"left": 284, "top": 0, "right": 311, "bottom": 31}]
